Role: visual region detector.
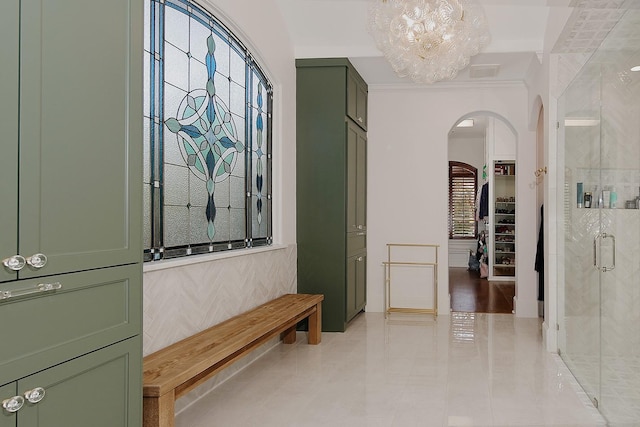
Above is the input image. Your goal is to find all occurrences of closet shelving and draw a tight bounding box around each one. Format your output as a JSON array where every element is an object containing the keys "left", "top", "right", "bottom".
[
  {"left": 494, "top": 199, "right": 515, "bottom": 268},
  {"left": 493, "top": 162, "right": 516, "bottom": 278}
]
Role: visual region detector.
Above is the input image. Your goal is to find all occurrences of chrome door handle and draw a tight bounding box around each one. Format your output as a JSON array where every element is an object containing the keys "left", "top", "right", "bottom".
[
  {"left": 602, "top": 233, "right": 615, "bottom": 272},
  {"left": 23, "top": 387, "right": 45, "bottom": 404},
  {"left": 2, "top": 395, "right": 24, "bottom": 413},
  {"left": 0, "top": 282, "right": 62, "bottom": 301},
  {"left": 593, "top": 234, "right": 599, "bottom": 269},
  {"left": 594, "top": 233, "right": 615, "bottom": 272},
  {"left": 2, "top": 255, "right": 26, "bottom": 271},
  {"left": 26, "top": 253, "right": 47, "bottom": 269}
]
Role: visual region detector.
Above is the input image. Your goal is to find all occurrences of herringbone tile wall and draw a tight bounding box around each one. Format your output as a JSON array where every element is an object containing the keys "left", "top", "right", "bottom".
[{"left": 142, "top": 244, "right": 297, "bottom": 412}]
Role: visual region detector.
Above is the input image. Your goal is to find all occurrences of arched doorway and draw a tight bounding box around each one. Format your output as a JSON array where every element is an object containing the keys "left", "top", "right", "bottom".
[{"left": 447, "top": 112, "right": 518, "bottom": 313}]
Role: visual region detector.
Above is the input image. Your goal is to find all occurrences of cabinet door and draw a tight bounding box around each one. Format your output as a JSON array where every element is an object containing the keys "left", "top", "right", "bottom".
[
  {"left": 0, "top": 382, "right": 17, "bottom": 427},
  {"left": 18, "top": 337, "right": 141, "bottom": 427},
  {"left": 355, "top": 252, "right": 367, "bottom": 313},
  {"left": 346, "top": 122, "right": 367, "bottom": 233},
  {"left": 347, "top": 70, "right": 367, "bottom": 129},
  {"left": 346, "top": 254, "right": 357, "bottom": 321},
  {"left": 0, "top": 0, "right": 19, "bottom": 284},
  {"left": 356, "top": 128, "right": 367, "bottom": 231},
  {"left": 346, "top": 252, "right": 366, "bottom": 322},
  {"left": 356, "top": 82, "right": 368, "bottom": 131},
  {"left": 17, "top": 0, "right": 142, "bottom": 280}
]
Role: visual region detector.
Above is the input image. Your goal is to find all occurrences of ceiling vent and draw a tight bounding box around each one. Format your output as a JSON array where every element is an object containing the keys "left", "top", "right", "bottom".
[{"left": 469, "top": 64, "right": 500, "bottom": 78}]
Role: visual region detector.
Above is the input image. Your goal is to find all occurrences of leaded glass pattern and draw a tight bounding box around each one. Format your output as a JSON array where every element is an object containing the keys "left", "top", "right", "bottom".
[{"left": 144, "top": 0, "right": 273, "bottom": 261}]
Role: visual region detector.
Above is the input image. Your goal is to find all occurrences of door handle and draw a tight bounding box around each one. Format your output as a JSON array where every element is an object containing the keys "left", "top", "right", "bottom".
[
  {"left": 0, "top": 282, "right": 62, "bottom": 301},
  {"left": 594, "top": 233, "right": 615, "bottom": 272},
  {"left": 602, "top": 233, "right": 615, "bottom": 272},
  {"left": 2, "top": 255, "right": 26, "bottom": 271}
]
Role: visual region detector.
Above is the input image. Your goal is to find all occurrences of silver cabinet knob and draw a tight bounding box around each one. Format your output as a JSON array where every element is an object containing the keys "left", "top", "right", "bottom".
[
  {"left": 26, "top": 253, "right": 47, "bottom": 269},
  {"left": 24, "top": 387, "right": 45, "bottom": 404},
  {"left": 2, "top": 395, "right": 24, "bottom": 413},
  {"left": 2, "top": 255, "right": 26, "bottom": 271}
]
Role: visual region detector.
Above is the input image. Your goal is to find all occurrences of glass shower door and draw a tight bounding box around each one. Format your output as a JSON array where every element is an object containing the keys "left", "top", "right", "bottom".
[
  {"left": 558, "top": 8, "right": 640, "bottom": 425},
  {"left": 558, "top": 61, "right": 603, "bottom": 410},
  {"left": 596, "top": 14, "right": 640, "bottom": 422}
]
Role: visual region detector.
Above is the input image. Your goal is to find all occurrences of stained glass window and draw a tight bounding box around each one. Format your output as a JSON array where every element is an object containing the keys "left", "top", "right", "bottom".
[{"left": 144, "top": 0, "right": 273, "bottom": 261}]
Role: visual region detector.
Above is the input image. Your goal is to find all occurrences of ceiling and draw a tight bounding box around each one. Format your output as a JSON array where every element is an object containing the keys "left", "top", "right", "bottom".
[
  {"left": 275, "top": 0, "right": 578, "bottom": 86},
  {"left": 275, "top": 0, "right": 640, "bottom": 136}
]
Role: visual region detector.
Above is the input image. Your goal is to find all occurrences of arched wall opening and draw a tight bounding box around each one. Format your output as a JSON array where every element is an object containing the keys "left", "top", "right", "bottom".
[{"left": 447, "top": 111, "right": 520, "bottom": 313}]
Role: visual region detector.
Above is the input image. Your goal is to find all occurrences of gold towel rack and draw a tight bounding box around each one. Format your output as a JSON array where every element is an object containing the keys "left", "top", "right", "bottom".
[{"left": 383, "top": 243, "right": 439, "bottom": 318}]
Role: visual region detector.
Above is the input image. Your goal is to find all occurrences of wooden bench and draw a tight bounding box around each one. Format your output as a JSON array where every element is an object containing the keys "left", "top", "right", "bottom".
[{"left": 142, "top": 293, "right": 324, "bottom": 427}]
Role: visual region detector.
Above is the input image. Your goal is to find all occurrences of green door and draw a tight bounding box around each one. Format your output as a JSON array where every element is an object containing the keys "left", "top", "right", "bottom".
[
  {"left": 18, "top": 0, "right": 142, "bottom": 279},
  {"left": 347, "top": 122, "right": 359, "bottom": 233},
  {"left": 355, "top": 252, "right": 366, "bottom": 313},
  {"left": 0, "top": 0, "right": 19, "bottom": 283},
  {"left": 18, "top": 337, "right": 141, "bottom": 427},
  {"left": 347, "top": 121, "right": 367, "bottom": 233}
]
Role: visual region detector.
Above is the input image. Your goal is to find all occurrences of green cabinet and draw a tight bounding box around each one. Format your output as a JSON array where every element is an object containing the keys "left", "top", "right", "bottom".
[
  {"left": 0, "top": 0, "right": 142, "bottom": 424},
  {"left": 1, "top": 0, "right": 142, "bottom": 283},
  {"left": 296, "top": 58, "right": 368, "bottom": 332},
  {"left": 0, "top": 337, "right": 141, "bottom": 427}
]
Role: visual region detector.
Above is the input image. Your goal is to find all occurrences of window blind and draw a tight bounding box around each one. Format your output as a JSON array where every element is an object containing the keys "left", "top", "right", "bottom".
[{"left": 449, "top": 162, "right": 477, "bottom": 239}]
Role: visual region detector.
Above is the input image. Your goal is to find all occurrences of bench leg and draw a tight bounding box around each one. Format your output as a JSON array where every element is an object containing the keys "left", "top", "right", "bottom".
[
  {"left": 144, "top": 391, "right": 175, "bottom": 427},
  {"left": 282, "top": 324, "right": 297, "bottom": 344},
  {"left": 307, "top": 303, "right": 322, "bottom": 344}
]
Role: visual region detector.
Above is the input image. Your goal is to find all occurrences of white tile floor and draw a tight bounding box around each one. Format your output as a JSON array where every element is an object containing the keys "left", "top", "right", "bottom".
[{"left": 175, "top": 312, "right": 606, "bottom": 427}]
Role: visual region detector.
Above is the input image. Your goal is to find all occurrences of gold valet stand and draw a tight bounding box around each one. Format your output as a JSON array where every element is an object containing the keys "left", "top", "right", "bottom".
[{"left": 383, "top": 243, "right": 439, "bottom": 318}]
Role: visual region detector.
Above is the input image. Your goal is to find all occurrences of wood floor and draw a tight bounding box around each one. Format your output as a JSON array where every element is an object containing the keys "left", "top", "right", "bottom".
[{"left": 449, "top": 267, "right": 515, "bottom": 313}]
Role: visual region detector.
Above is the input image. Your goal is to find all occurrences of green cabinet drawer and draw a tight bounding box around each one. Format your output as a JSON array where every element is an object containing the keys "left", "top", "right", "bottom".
[{"left": 0, "top": 265, "right": 141, "bottom": 385}]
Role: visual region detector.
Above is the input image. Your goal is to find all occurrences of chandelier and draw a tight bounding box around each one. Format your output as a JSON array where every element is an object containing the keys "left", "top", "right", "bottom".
[{"left": 368, "top": 0, "right": 491, "bottom": 84}]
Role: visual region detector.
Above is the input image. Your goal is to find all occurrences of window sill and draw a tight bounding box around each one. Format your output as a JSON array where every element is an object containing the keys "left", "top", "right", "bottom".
[{"left": 142, "top": 244, "right": 290, "bottom": 273}]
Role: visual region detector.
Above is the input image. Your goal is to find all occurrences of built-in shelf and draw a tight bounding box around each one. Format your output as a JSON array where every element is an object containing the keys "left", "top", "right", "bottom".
[{"left": 493, "top": 161, "right": 516, "bottom": 278}]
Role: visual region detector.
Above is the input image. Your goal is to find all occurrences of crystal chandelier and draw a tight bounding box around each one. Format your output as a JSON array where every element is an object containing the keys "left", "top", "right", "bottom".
[{"left": 368, "top": 0, "right": 491, "bottom": 84}]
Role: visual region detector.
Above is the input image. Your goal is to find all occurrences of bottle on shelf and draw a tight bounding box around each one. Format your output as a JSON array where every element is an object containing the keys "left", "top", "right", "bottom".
[{"left": 610, "top": 187, "right": 617, "bottom": 209}]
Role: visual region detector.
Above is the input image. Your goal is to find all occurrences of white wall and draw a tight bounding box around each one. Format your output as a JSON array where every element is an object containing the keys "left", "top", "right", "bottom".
[
  {"left": 527, "top": 4, "right": 575, "bottom": 350},
  {"left": 449, "top": 134, "right": 485, "bottom": 174},
  {"left": 366, "top": 83, "right": 539, "bottom": 318},
  {"left": 142, "top": 0, "right": 298, "bottom": 410}
]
